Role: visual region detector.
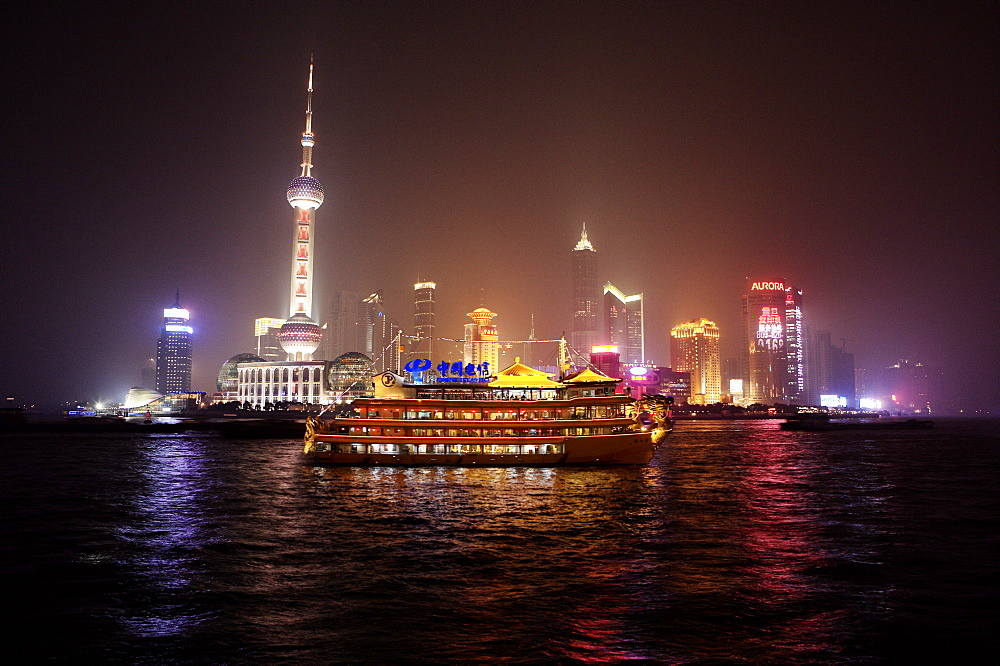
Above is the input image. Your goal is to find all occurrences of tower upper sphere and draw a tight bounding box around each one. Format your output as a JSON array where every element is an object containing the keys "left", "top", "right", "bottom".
[{"left": 287, "top": 176, "right": 324, "bottom": 209}]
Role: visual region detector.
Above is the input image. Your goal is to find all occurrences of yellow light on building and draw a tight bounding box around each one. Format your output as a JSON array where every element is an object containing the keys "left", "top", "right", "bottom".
[{"left": 670, "top": 318, "right": 722, "bottom": 404}]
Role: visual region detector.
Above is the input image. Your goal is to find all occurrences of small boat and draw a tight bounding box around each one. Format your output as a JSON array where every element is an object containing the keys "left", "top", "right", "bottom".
[{"left": 302, "top": 361, "right": 672, "bottom": 466}]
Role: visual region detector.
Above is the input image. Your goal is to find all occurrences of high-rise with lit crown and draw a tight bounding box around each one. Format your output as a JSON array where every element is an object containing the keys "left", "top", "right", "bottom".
[
  {"left": 670, "top": 318, "right": 721, "bottom": 404},
  {"left": 571, "top": 223, "right": 600, "bottom": 355},
  {"left": 464, "top": 308, "right": 499, "bottom": 371},
  {"left": 156, "top": 290, "right": 192, "bottom": 394},
  {"left": 411, "top": 281, "right": 436, "bottom": 363},
  {"left": 278, "top": 58, "right": 324, "bottom": 361},
  {"left": 603, "top": 282, "right": 644, "bottom": 364}
]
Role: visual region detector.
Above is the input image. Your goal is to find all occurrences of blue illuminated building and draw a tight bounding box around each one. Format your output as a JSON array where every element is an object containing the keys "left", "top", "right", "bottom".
[{"left": 156, "top": 290, "right": 193, "bottom": 394}]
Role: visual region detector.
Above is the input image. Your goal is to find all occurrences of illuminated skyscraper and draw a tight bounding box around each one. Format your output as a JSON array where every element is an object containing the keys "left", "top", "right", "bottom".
[
  {"left": 571, "top": 223, "right": 600, "bottom": 355},
  {"left": 411, "top": 281, "right": 436, "bottom": 362},
  {"left": 278, "top": 59, "right": 324, "bottom": 361},
  {"left": 741, "top": 279, "right": 805, "bottom": 404},
  {"left": 360, "top": 291, "right": 383, "bottom": 355},
  {"left": 155, "top": 291, "right": 192, "bottom": 394},
  {"left": 254, "top": 317, "right": 284, "bottom": 361},
  {"left": 463, "top": 308, "right": 499, "bottom": 371},
  {"left": 603, "top": 282, "right": 644, "bottom": 364},
  {"left": 784, "top": 287, "right": 805, "bottom": 402},
  {"left": 670, "top": 318, "right": 721, "bottom": 404}
]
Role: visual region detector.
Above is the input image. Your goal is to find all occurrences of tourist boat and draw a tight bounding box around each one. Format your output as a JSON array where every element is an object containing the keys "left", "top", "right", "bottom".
[{"left": 303, "top": 360, "right": 672, "bottom": 466}]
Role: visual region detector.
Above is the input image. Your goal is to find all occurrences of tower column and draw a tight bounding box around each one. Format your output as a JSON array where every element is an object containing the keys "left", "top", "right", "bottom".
[{"left": 279, "top": 59, "right": 324, "bottom": 361}]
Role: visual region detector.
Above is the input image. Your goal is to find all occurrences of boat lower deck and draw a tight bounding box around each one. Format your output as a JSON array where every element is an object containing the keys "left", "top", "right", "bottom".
[{"left": 304, "top": 432, "right": 656, "bottom": 466}]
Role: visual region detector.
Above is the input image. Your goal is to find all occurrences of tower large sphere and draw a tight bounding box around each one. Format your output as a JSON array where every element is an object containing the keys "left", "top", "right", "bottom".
[
  {"left": 287, "top": 176, "right": 324, "bottom": 209},
  {"left": 278, "top": 312, "right": 323, "bottom": 359}
]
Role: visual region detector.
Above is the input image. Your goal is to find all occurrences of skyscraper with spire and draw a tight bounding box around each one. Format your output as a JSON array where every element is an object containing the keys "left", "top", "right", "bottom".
[
  {"left": 571, "top": 223, "right": 600, "bottom": 355},
  {"left": 279, "top": 58, "right": 324, "bottom": 361},
  {"left": 156, "top": 290, "right": 192, "bottom": 394}
]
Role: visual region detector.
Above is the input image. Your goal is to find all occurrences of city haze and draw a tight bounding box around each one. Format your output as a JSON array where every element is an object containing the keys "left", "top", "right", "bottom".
[{"left": 1, "top": 2, "right": 996, "bottom": 410}]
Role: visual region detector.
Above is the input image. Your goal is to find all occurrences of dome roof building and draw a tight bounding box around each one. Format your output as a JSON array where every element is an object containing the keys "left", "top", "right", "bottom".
[{"left": 217, "top": 353, "right": 264, "bottom": 393}]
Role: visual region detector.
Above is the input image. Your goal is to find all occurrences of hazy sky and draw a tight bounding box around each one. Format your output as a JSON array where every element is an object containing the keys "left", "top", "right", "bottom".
[{"left": 1, "top": 1, "right": 996, "bottom": 409}]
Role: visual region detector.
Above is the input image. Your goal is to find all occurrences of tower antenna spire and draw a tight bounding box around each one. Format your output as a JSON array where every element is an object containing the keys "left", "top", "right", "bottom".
[
  {"left": 574, "top": 221, "right": 595, "bottom": 251},
  {"left": 300, "top": 54, "right": 315, "bottom": 177}
]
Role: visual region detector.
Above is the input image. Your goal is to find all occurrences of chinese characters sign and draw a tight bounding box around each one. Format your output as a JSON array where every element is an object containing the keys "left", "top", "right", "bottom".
[
  {"left": 755, "top": 307, "right": 784, "bottom": 351},
  {"left": 403, "top": 359, "right": 491, "bottom": 382}
]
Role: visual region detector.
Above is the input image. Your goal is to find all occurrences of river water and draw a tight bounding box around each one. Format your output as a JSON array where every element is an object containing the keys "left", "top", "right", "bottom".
[{"left": 2, "top": 418, "right": 996, "bottom": 663}]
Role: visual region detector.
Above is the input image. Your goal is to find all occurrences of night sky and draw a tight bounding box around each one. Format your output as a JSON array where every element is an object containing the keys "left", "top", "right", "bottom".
[{"left": 1, "top": 1, "right": 996, "bottom": 410}]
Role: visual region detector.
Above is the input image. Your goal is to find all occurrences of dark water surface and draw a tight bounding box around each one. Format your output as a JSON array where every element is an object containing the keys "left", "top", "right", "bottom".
[{"left": 3, "top": 419, "right": 997, "bottom": 663}]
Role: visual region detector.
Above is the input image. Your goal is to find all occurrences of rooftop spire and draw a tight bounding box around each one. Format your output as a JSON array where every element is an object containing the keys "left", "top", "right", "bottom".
[
  {"left": 574, "top": 222, "right": 595, "bottom": 251},
  {"left": 173, "top": 288, "right": 181, "bottom": 308}
]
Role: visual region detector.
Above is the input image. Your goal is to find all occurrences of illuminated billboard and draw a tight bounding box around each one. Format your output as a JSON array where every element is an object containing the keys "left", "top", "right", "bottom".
[
  {"left": 755, "top": 307, "right": 784, "bottom": 351},
  {"left": 820, "top": 395, "right": 847, "bottom": 408}
]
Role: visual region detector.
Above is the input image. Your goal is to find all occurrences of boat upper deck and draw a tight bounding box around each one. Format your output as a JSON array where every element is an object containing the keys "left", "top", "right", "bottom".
[{"left": 351, "top": 393, "right": 633, "bottom": 421}]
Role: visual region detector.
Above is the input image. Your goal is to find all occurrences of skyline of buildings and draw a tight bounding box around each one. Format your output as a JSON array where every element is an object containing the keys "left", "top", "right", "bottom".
[
  {"left": 131, "top": 64, "right": 932, "bottom": 414},
  {"left": 3, "top": 2, "right": 991, "bottom": 418}
]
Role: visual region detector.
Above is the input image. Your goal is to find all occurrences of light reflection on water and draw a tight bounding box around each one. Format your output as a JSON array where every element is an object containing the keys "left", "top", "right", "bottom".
[
  {"left": 2, "top": 419, "right": 996, "bottom": 662},
  {"left": 115, "top": 435, "right": 215, "bottom": 638}
]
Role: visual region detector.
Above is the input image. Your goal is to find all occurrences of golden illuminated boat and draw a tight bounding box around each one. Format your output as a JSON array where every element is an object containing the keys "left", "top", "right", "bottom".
[{"left": 303, "top": 361, "right": 672, "bottom": 466}]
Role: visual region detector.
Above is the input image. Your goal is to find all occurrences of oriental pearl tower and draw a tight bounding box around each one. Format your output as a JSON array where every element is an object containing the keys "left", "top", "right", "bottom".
[{"left": 279, "top": 59, "right": 324, "bottom": 361}]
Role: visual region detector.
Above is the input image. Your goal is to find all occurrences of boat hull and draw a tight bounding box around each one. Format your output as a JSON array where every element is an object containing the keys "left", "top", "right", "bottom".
[{"left": 303, "top": 432, "right": 657, "bottom": 466}]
